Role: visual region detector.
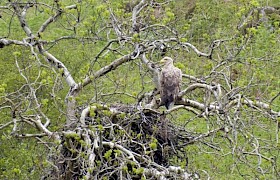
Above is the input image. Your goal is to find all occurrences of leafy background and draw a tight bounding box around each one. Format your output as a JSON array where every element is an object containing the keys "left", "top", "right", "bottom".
[{"left": 0, "top": 0, "right": 280, "bottom": 179}]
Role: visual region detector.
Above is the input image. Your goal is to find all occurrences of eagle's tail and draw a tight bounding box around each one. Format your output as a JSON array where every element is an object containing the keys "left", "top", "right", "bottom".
[
  {"left": 164, "top": 95, "right": 175, "bottom": 110},
  {"left": 166, "top": 102, "right": 174, "bottom": 110}
]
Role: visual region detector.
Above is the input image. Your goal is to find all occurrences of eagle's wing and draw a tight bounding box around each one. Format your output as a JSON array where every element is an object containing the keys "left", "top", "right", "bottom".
[{"left": 174, "top": 67, "right": 182, "bottom": 91}]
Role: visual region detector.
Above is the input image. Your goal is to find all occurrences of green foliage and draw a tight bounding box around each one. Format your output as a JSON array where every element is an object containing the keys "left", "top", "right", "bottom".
[
  {"left": 114, "top": 149, "right": 122, "bottom": 157},
  {"left": 133, "top": 167, "right": 144, "bottom": 175},
  {"left": 0, "top": 138, "right": 45, "bottom": 179},
  {"left": 149, "top": 137, "right": 158, "bottom": 151},
  {"left": 0, "top": 0, "right": 280, "bottom": 179},
  {"left": 104, "top": 149, "right": 113, "bottom": 160}
]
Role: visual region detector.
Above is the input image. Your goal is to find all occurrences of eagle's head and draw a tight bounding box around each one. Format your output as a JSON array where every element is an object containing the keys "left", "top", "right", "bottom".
[{"left": 160, "top": 56, "right": 173, "bottom": 66}]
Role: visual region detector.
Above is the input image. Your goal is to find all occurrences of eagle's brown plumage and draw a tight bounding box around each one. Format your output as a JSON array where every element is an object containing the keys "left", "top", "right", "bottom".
[{"left": 159, "top": 57, "right": 182, "bottom": 109}]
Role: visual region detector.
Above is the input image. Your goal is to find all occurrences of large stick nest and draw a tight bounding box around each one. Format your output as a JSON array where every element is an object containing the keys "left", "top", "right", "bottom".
[{"left": 44, "top": 104, "right": 195, "bottom": 180}]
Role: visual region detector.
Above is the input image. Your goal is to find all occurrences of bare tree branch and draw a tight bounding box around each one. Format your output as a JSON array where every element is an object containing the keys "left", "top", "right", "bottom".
[
  {"left": 0, "top": 38, "right": 27, "bottom": 47},
  {"left": 80, "top": 54, "right": 132, "bottom": 89}
]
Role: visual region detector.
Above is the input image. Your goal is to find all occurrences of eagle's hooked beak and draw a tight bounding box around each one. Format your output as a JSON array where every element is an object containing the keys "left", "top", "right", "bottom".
[{"left": 160, "top": 58, "right": 166, "bottom": 64}]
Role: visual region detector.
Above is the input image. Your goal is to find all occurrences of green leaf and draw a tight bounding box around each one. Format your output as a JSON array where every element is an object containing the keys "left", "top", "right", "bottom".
[{"left": 104, "top": 149, "right": 112, "bottom": 160}]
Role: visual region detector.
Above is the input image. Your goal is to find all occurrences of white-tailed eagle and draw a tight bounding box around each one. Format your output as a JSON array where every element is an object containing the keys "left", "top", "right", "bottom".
[{"left": 159, "top": 57, "right": 182, "bottom": 109}]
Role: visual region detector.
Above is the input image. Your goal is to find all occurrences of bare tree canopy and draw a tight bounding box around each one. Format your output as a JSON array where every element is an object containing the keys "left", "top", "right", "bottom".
[{"left": 0, "top": 0, "right": 280, "bottom": 179}]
